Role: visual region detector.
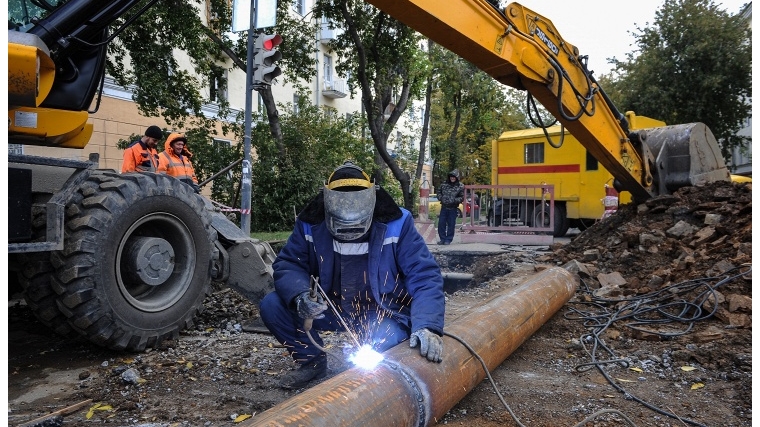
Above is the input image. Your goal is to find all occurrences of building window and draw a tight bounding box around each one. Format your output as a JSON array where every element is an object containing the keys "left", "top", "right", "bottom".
[
  {"left": 524, "top": 142, "right": 544, "bottom": 164},
  {"left": 209, "top": 67, "right": 227, "bottom": 103},
  {"left": 323, "top": 54, "right": 333, "bottom": 86},
  {"left": 293, "top": 94, "right": 300, "bottom": 114},
  {"left": 293, "top": 0, "right": 305, "bottom": 15},
  {"left": 213, "top": 138, "right": 231, "bottom": 152}
]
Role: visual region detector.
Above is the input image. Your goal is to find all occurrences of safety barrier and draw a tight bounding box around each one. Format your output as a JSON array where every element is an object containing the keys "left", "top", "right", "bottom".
[{"left": 458, "top": 184, "right": 554, "bottom": 245}]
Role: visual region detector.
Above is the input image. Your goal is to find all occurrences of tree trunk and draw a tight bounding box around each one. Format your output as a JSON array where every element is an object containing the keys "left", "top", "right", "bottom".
[{"left": 256, "top": 85, "right": 284, "bottom": 159}]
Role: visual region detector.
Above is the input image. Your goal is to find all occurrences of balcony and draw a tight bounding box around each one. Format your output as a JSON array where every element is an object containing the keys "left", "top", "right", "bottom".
[
  {"left": 320, "top": 22, "right": 343, "bottom": 44},
  {"left": 322, "top": 79, "right": 348, "bottom": 99}
]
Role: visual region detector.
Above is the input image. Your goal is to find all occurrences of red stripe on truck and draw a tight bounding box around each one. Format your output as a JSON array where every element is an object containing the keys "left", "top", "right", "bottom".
[{"left": 498, "top": 164, "right": 580, "bottom": 174}]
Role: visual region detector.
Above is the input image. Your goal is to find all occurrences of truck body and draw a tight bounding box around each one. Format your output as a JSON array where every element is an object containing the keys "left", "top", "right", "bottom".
[{"left": 489, "top": 113, "right": 667, "bottom": 236}]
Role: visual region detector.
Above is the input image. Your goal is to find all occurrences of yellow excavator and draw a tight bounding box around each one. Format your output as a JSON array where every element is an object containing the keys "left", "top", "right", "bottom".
[
  {"left": 366, "top": 0, "right": 731, "bottom": 202},
  {"left": 7, "top": 0, "right": 732, "bottom": 351}
]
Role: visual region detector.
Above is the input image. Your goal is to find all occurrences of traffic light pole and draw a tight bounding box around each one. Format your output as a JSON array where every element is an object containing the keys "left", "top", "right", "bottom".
[{"left": 240, "top": 4, "right": 256, "bottom": 235}]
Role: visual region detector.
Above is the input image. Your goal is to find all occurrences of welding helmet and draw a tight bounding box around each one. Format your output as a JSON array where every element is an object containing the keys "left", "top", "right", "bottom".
[{"left": 323, "top": 162, "right": 376, "bottom": 241}]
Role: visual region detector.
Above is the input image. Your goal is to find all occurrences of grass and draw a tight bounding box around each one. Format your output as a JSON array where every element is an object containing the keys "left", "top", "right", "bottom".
[{"left": 251, "top": 231, "right": 291, "bottom": 242}]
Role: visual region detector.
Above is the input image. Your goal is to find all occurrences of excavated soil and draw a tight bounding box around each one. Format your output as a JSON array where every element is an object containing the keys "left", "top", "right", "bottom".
[{"left": 7, "top": 180, "right": 752, "bottom": 427}]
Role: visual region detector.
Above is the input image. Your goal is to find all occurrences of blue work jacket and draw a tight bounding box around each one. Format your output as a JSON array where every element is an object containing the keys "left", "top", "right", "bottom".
[{"left": 273, "top": 208, "right": 445, "bottom": 335}]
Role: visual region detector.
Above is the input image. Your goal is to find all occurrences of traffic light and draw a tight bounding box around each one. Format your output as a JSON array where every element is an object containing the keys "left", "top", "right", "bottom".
[{"left": 253, "top": 33, "right": 283, "bottom": 85}]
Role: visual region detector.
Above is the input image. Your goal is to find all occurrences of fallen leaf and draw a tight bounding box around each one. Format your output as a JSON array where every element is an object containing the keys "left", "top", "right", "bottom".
[
  {"left": 186, "top": 362, "right": 193, "bottom": 369},
  {"left": 681, "top": 366, "right": 696, "bottom": 372},
  {"left": 629, "top": 367, "right": 643, "bottom": 373},
  {"left": 616, "top": 378, "right": 635, "bottom": 383},
  {"left": 604, "top": 395, "right": 616, "bottom": 398},
  {"left": 234, "top": 414, "right": 252, "bottom": 422},
  {"left": 123, "top": 358, "right": 135, "bottom": 364},
  {"left": 691, "top": 382, "right": 705, "bottom": 390}
]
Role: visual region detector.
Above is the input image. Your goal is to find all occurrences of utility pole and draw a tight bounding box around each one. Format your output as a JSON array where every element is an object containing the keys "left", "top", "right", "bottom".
[
  {"left": 240, "top": 2, "right": 256, "bottom": 235},
  {"left": 235, "top": 0, "right": 277, "bottom": 235}
]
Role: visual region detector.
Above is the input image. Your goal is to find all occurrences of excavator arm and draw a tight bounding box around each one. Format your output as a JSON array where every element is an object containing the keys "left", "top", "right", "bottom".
[{"left": 365, "top": 0, "right": 730, "bottom": 200}]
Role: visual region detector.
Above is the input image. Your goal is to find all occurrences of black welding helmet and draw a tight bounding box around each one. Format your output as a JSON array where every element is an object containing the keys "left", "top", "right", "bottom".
[{"left": 323, "top": 162, "right": 376, "bottom": 241}]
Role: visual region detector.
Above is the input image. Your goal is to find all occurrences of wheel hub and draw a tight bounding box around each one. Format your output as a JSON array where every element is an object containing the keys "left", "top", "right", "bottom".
[{"left": 125, "top": 236, "right": 175, "bottom": 286}]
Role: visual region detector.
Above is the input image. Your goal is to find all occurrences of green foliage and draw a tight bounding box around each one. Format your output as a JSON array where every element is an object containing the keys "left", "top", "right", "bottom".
[
  {"left": 312, "top": 1, "right": 430, "bottom": 210},
  {"left": 248, "top": 98, "right": 375, "bottom": 232},
  {"left": 606, "top": 0, "right": 751, "bottom": 162},
  {"left": 183, "top": 128, "right": 243, "bottom": 205},
  {"left": 107, "top": 0, "right": 232, "bottom": 132},
  {"left": 429, "top": 44, "right": 528, "bottom": 188}
]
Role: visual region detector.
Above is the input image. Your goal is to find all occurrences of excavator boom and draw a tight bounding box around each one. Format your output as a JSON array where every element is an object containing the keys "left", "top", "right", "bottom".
[{"left": 365, "top": 0, "right": 730, "bottom": 200}]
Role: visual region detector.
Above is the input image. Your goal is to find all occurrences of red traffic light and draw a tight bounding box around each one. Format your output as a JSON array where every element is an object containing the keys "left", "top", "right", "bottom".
[{"left": 261, "top": 34, "right": 283, "bottom": 51}]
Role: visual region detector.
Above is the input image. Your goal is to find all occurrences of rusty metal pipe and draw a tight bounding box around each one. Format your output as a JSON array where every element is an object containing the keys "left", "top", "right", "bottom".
[{"left": 243, "top": 266, "right": 577, "bottom": 427}]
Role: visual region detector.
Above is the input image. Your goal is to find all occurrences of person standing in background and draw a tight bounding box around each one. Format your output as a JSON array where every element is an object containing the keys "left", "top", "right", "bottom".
[
  {"left": 437, "top": 169, "right": 464, "bottom": 245},
  {"left": 121, "top": 125, "right": 162, "bottom": 173},
  {"left": 157, "top": 132, "right": 200, "bottom": 193}
]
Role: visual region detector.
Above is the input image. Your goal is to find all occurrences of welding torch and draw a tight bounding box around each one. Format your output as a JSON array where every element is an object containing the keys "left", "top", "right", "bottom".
[{"left": 304, "top": 276, "right": 362, "bottom": 350}]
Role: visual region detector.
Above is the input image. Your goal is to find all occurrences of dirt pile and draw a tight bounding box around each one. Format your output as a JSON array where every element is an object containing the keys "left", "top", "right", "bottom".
[{"left": 545, "top": 180, "right": 752, "bottom": 328}]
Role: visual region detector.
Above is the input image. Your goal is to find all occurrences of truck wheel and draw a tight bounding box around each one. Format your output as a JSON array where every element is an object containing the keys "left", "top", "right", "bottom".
[
  {"left": 50, "top": 172, "right": 217, "bottom": 351},
  {"left": 16, "top": 206, "right": 75, "bottom": 337},
  {"left": 18, "top": 253, "right": 76, "bottom": 337},
  {"left": 532, "top": 204, "right": 569, "bottom": 237},
  {"left": 487, "top": 212, "right": 502, "bottom": 227}
]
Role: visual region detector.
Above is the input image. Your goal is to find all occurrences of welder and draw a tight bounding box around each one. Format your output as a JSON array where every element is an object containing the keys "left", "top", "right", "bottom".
[{"left": 259, "top": 161, "right": 445, "bottom": 389}]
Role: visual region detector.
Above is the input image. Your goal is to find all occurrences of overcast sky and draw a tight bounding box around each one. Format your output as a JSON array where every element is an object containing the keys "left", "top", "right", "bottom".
[{"left": 513, "top": 0, "right": 750, "bottom": 75}]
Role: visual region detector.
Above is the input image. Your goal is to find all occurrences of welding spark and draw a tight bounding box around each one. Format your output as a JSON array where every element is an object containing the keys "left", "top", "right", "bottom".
[{"left": 348, "top": 344, "right": 384, "bottom": 370}]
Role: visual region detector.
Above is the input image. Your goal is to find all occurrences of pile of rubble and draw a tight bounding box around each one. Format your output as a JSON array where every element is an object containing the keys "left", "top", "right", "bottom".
[{"left": 544, "top": 180, "right": 752, "bottom": 328}]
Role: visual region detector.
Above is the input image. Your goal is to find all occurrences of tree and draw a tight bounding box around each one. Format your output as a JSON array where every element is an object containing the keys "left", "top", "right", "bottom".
[
  {"left": 429, "top": 44, "right": 527, "bottom": 189},
  {"left": 313, "top": 0, "right": 429, "bottom": 212},
  {"left": 607, "top": 0, "right": 751, "bottom": 162},
  {"left": 249, "top": 97, "right": 375, "bottom": 232}
]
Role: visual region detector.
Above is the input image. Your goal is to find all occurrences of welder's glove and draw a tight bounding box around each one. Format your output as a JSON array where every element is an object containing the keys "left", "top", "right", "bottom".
[
  {"left": 295, "top": 291, "right": 328, "bottom": 320},
  {"left": 410, "top": 328, "right": 443, "bottom": 363}
]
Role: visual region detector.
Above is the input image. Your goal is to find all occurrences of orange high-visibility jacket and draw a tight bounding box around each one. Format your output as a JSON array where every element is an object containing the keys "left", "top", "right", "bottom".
[
  {"left": 121, "top": 139, "right": 159, "bottom": 173},
  {"left": 157, "top": 133, "right": 198, "bottom": 184}
]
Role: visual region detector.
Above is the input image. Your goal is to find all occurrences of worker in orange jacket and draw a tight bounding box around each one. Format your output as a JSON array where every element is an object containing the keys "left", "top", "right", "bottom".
[
  {"left": 121, "top": 125, "right": 162, "bottom": 173},
  {"left": 157, "top": 133, "right": 200, "bottom": 193}
]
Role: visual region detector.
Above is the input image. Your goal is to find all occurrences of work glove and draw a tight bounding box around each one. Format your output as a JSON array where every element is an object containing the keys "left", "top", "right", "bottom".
[
  {"left": 410, "top": 328, "right": 443, "bottom": 363},
  {"left": 295, "top": 291, "right": 328, "bottom": 320}
]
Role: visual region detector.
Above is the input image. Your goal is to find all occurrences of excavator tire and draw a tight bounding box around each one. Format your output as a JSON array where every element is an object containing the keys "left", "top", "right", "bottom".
[
  {"left": 16, "top": 206, "right": 76, "bottom": 337},
  {"left": 50, "top": 171, "right": 217, "bottom": 351}
]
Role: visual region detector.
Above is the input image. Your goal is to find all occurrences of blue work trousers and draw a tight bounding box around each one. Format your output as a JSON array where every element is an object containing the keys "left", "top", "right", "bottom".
[
  {"left": 259, "top": 292, "right": 410, "bottom": 363},
  {"left": 438, "top": 206, "right": 459, "bottom": 244}
]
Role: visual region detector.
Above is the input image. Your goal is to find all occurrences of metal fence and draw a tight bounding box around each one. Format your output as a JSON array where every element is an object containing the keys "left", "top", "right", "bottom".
[{"left": 459, "top": 184, "right": 555, "bottom": 245}]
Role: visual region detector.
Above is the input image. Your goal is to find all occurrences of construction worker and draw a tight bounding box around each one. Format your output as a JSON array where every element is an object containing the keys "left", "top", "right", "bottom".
[
  {"left": 437, "top": 169, "right": 464, "bottom": 245},
  {"left": 157, "top": 132, "right": 200, "bottom": 193},
  {"left": 259, "top": 161, "right": 445, "bottom": 389},
  {"left": 121, "top": 125, "right": 162, "bottom": 173}
]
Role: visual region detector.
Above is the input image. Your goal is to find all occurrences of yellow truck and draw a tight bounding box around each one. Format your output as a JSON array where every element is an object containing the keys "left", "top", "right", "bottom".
[{"left": 488, "top": 113, "right": 666, "bottom": 237}]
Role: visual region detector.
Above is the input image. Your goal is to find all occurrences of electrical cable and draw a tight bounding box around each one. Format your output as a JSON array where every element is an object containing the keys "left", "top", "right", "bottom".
[
  {"left": 443, "top": 331, "right": 638, "bottom": 427},
  {"left": 564, "top": 265, "right": 750, "bottom": 427}
]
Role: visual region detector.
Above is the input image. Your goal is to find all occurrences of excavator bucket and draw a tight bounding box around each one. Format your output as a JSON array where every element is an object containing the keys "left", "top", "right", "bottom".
[{"left": 642, "top": 122, "right": 731, "bottom": 195}]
